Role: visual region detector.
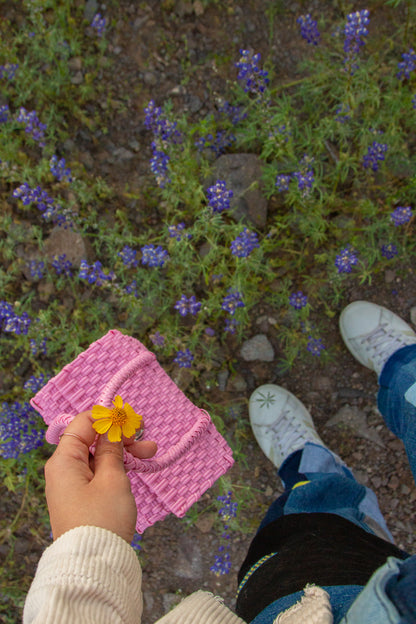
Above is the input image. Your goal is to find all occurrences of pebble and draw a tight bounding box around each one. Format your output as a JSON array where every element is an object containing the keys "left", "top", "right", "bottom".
[{"left": 240, "top": 334, "right": 274, "bottom": 362}]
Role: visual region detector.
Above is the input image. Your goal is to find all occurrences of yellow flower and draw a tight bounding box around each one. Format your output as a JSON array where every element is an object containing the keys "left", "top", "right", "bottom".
[{"left": 91, "top": 395, "right": 142, "bottom": 442}]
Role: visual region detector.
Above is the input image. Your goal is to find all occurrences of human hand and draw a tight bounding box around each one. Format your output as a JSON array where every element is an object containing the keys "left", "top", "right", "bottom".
[{"left": 44, "top": 410, "right": 157, "bottom": 544}]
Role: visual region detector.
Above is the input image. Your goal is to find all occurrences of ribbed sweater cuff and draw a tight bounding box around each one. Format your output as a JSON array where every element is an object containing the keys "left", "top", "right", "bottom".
[
  {"left": 23, "top": 526, "right": 142, "bottom": 624},
  {"left": 155, "top": 590, "right": 246, "bottom": 624}
]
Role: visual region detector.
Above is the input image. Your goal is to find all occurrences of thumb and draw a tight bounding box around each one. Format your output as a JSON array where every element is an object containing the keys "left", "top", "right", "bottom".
[{"left": 93, "top": 432, "right": 125, "bottom": 475}]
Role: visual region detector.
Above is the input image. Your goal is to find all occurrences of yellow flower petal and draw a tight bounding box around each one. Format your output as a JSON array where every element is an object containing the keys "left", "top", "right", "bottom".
[
  {"left": 121, "top": 421, "right": 137, "bottom": 439},
  {"left": 113, "top": 395, "right": 123, "bottom": 409},
  {"left": 92, "top": 405, "right": 111, "bottom": 420},
  {"left": 92, "top": 418, "right": 113, "bottom": 434},
  {"left": 107, "top": 423, "right": 122, "bottom": 442},
  {"left": 124, "top": 403, "right": 142, "bottom": 427}
]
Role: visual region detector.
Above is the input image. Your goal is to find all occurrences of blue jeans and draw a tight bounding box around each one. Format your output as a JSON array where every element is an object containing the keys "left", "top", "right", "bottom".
[{"left": 255, "top": 345, "right": 416, "bottom": 623}]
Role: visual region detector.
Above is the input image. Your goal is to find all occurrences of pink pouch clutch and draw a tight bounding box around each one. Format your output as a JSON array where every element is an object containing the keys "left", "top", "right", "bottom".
[{"left": 30, "top": 330, "right": 234, "bottom": 533}]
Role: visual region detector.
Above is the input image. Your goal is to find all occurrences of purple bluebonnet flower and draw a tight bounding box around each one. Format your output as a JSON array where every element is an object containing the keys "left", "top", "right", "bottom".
[
  {"left": 381, "top": 243, "right": 398, "bottom": 259},
  {"left": 144, "top": 100, "right": 181, "bottom": 144},
  {"left": 307, "top": 336, "right": 325, "bottom": 356},
  {"left": 343, "top": 10, "right": 370, "bottom": 73},
  {"left": 206, "top": 180, "right": 233, "bottom": 213},
  {"left": 292, "top": 169, "right": 314, "bottom": 194},
  {"left": 150, "top": 144, "right": 170, "bottom": 188},
  {"left": 50, "top": 156, "right": 72, "bottom": 182},
  {"left": 16, "top": 108, "right": 47, "bottom": 146},
  {"left": 297, "top": 14, "right": 320, "bottom": 45},
  {"left": 91, "top": 13, "right": 106, "bottom": 36},
  {"left": 173, "top": 348, "right": 194, "bottom": 368},
  {"left": 412, "top": 94, "right": 416, "bottom": 110},
  {"left": 224, "top": 317, "right": 239, "bottom": 334},
  {"left": 217, "top": 491, "right": 238, "bottom": 521},
  {"left": 210, "top": 552, "right": 231, "bottom": 576},
  {"left": 289, "top": 291, "right": 308, "bottom": 309},
  {"left": 235, "top": 49, "right": 269, "bottom": 95},
  {"left": 391, "top": 205, "right": 413, "bottom": 226},
  {"left": 168, "top": 222, "right": 191, "bottom": 241},
  {"left": 78, "top": 260, "right": 114, "bottom": 285},
  {"left": 335, "top": 104, "right": 351, "bottom": 123},
  {"left": 141, "top": 244, "right": 169, "bottom": 268},
  {"left": 27, "top": 260, "right": 45, "bottom": 280},
  {"left": 125, "top": 280, "right": 138, "bottom": 297},
  {"left": 52, "top": 254, "right": 73, "bottom": 277},
  {"left": 275, "top": 174, "right": 291, "bottom": 192},
  {"left": 23, "top": 373, "right": 47, "bottom": 393},
  {"left": 397, "top": 48, "right": 416, "bottom": 80},
  {"left": 150, "top": 331, "right": 165, "bottom": 347},
  {"left": 195, "top": 131, "right": 235, "bottom": 157},
  {"left": 0, "top": 63, "right": 18, "bottom": 79},
  {"left": 205, "top": 327, "right": 215, "bottom": 337},
  {"left": 0, "top": 105, "right": 9, "bottom": 123},
  {"left": 118, "top": 245, "right": 138, "bottom": 268},
  {"left": 218, "top": 102, "right": 247, "bottom": 125},
  {"left": 0, "top": 302, "right": 32, "bottom": 335},
  {"left": 29, "top": 337, "right": 47, "bottom": 356},
  {"left": 0, "top": 401, "right": 45, "bottom": 459},
  {"left": 268, "top": 124, "right": 290, "bottom": 143},
  {"left": 13, "top": 183, "right": 73, "bottom": 227},
  {"left": 230, "top": 228, "right": 260, "bottom": 258},
  {"left": 130, "top": 534, "right": 142, "bottom": 552},
  {"left": 363, "top": 141, "right": 388, "bottom": 172},
  {"left": 174, "top": 295, "right": 202, "bottom": 316},
  {"left": 221, "top": 289, "right": 245, "bottom": 315},
  {"left": 335, "top": 245, "right": 358, "bottom": 273}
]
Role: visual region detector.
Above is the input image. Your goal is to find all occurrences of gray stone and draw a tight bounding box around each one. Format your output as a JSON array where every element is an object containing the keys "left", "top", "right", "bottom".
[
  {"left": 210, "top": 154, "right": 268, "bottom": 228},
  {"left": 240, "top": 334, "right": 274, "bottom": 362},
  {"left": 325, "top": 404, "right": 385, "bottom": 447},
  {"left": 44, "top": 226, "right": 89, "bottom": 268},
  {"left": 410, "top": 306, "right": 416, "bottom": 326},
  {"left": 84, "top": 0, "right": 98, "bottom": 21},
  {"left": 143, "top": 71, "right": 158, "bottom": 86},
  {"left": 175, "top": 534, "right": 203, "bottom": 579},
  {"left": 71, "top": 71, "right": 83, "bottom": 85},
  {"left": 226, "top": 373, "right": 247, "bottom": 393},
  {"left": 112, "top": 147, "right": 135, "bottom": 161},
  {"left": 217, "top": 369, "right": 229, "bottom": 391}
]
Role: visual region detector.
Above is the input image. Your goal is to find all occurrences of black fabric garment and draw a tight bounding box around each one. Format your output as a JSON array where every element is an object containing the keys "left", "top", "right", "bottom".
[{"left": 236, "top": 513, "right": 409, "bottom": 623}]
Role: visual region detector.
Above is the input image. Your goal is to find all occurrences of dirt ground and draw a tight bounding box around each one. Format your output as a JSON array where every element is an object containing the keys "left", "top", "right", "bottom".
[{"left": 2, "top": 1, "right": 416, "bottom": 622}]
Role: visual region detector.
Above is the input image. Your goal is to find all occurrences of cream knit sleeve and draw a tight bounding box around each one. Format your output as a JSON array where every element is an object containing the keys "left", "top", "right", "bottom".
[{"left": 23, "top": 526, "right": 143, "bottom": 624}]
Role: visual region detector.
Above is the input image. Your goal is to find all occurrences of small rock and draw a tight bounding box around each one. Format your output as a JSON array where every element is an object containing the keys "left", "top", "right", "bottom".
[
  {"left": 193, "top": 0, "right": 204, "bottom": 16},
  {"left": 210, "top": 154, "right": 268, "bottom": 228},
  {"left": 325, "top": 404, "right": 385, "bottom": 447},
  {"left": 311, "top": 376, "right": 333, "bottom": 393},
  {"left": 226, "top": 373, "right": 247, "bottom": 393},
  {"left": 240, "top": 334, "right": 274, "bottom": 362},
  {"left": 385, "top": 270, "right": 396, "bottom": 284},
  {"left": 71, "top": 71, "right": 83, "bottom": 85},
  {"left": 175, "top": 534, "right": 203, "bottom": 579},
  {"left": 44, "top": 226, "right": 90, "bottom": 268},
  {"left": 388, "top": 475, "right": 400, "bottom": 490},
  {"left": 217, "top": 369, "right": 229, "bottom": 392},
  {"left": 143, "top": 71, "right": 158, "bottom": 86},
  {"left": 38, "top": 281, "right": 55, "bottom": 303},
  {"left": 410, "top": 306, "right": 416, "bottom": 326},
  {"left": 195, "top": 512, "right": 216, "bottom": 533},
  {"left": 84, "top": 0, "right": 98, "bottom": 21},
  {"left": 112, "top": 147, "right": 135, "bottom": 161}
]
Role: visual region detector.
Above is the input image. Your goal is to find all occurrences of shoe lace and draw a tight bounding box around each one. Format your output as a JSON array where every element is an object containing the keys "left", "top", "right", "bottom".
[
  {"left": 361, "top": 323, "right": 410, "bottom": 365},
  {"left": 263, "top": 410, "right": 313, "bottom": 451}
]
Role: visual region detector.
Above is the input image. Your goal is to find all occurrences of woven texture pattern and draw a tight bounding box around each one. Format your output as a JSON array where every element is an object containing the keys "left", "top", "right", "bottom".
[{"left": 31, "top": 330, "right": 234, "bottom": 532}]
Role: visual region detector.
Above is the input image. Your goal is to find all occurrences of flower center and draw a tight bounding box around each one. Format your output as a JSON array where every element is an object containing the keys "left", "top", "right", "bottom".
[{"left": 110, "top": 407, "right": 127, "bottom": 426}]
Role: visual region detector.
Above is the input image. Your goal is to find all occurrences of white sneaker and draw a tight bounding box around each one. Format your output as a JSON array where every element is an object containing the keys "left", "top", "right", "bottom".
[
  {"left": 339, "top": 301, "right": 416, "bottom": 376},
  {"left": 249, "top": 384, "right": 325, "bottom": 469}
]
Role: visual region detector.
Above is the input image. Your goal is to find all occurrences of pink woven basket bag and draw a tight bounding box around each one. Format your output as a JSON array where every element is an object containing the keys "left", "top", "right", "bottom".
[{"left": 30, "top": 330, "right": 234, "bottom": 533}]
